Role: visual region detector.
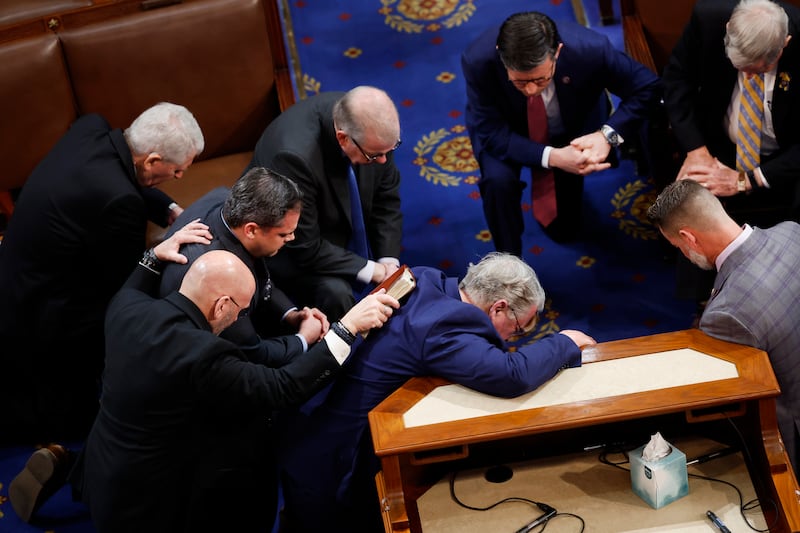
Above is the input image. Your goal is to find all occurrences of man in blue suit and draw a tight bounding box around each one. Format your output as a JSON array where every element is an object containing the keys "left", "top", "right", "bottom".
[
  {"left": 462, "top": 11, "right": 660, "bottom": 253},
  {"left": 647, "top": 178, "right": 800, "bottom": 479},
  {"left": 277, "top": 252, "right": 595, "bottom": 532}
]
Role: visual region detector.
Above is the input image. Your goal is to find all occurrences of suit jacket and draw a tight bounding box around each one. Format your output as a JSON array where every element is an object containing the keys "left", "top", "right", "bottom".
[
  {"left": 159, "top": 187, "right": 305, "bottom": 365},
  {"left": 244, "top": 92, "right": 402, "bottom": 281},
  {"left": 461, "top": 19, "right": 660, "bottom": 168},
  {"left": 700, "top": 222, "right": 800, "bottom": 476},
  {"left": 0, "top": 114, "right": 151, "bottom": 441},
  {"left": 663, "top": 0, "right": 800, "bottom": 205},
  {"left": 278, "top": 267, "right": 583, "bottom": 532},
  {"left": 74, "top": 261, "right": 343, "bottom": 533}
]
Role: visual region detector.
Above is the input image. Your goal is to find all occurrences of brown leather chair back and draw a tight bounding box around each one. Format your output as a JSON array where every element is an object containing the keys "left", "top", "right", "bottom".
[{"left": 59, "top": 0, "right": 281, "bottom": 162}]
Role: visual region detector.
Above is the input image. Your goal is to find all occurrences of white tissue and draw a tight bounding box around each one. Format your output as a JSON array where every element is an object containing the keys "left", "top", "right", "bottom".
[{"left": 641, "top": 432, "right": 672, "bottom": 461}]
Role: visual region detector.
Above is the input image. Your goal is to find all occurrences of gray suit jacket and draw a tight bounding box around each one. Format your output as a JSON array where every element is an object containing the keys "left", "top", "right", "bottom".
[{"left": 700, "top": 222, "right": 800, "bottom": 475}]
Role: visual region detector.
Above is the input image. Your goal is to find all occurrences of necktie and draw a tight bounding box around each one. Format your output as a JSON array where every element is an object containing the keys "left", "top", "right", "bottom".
[
  {"left": 735, "top": 74, "right": 765, "bottom": 172},
  {"left": 527, "top": 95, "right": 557, "bottom": 227},
  {"left": 347, "top": 166, "right": 370, "bottom": 258}
]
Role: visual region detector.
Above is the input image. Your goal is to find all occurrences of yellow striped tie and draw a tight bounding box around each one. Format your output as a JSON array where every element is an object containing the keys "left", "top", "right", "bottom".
[{"left": 736, "top": 74, "right": 765, "bottom": 172}]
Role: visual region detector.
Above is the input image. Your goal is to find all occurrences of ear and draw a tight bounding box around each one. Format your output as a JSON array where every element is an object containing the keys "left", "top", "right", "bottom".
[
  {"left": 143, "top": 152, "right": 162, "bottom": 169},
  {"left": 489, "top": 299, "right": 509, "bottom": 316},
  {"left": 240, "top": 221, "right": 261, "bottom": 239},
  {"left": 335, "top": 129, "right": 349, "bottom": 147},
  {"left": 677, "top": 227, "right": 701, "bottom": 251}
]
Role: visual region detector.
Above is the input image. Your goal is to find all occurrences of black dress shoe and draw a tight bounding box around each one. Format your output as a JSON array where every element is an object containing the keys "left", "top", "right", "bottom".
[
  {"left": 9, "top": 443, "right": 74, "bottom": 522},
  {"left": 542, "top": 217, "right": 581, "bottom": 243}
]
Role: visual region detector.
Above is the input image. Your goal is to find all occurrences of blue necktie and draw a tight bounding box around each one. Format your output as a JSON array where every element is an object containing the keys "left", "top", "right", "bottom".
[{"left": 347, "top": 166, "right": 369, "bottom": 258}]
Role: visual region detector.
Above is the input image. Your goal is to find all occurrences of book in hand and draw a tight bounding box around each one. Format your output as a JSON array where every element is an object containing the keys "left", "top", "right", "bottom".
[{"left": 364, "top": 265, "right": 415, "bottom": 338}]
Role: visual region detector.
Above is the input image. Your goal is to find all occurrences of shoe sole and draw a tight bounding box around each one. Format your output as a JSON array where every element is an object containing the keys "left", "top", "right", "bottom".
[{"left": 9, "top": 448, "right": 57, "bottom": 522}]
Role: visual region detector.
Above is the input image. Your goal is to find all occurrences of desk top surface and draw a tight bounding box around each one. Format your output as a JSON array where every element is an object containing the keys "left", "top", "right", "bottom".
[{"left": 369, "top": 330, "right": 779, "bottom": 457}]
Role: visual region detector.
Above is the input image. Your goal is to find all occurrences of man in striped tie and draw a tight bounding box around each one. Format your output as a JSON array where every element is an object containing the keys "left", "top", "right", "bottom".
[
  {"left": 663, "top": 0, "right": 800, "bottom": 228},
  {"left": 662, "top": 0, "right": 800, "bottom": 304}
]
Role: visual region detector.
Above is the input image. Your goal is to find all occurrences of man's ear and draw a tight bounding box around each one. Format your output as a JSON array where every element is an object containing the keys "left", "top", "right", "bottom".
[
  {"left": 143, "top": 152, "right": 163, "bottom": 169},
  {"left": 241, "top": 221, "right": 260, "bottom": 239},
  {"left": 678, "top": 227, "right": 699, "bottom": 249}
]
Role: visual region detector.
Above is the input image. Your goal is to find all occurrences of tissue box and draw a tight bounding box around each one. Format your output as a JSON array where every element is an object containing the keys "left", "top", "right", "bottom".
[{"left": 629, "top": 443, "right": 689, "bottom": 508}]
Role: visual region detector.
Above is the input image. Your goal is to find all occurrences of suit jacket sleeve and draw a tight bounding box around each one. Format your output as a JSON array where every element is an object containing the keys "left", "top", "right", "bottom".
[
  {"left": 463, "top": 25, "right": 659, "bottom": 168},
  {"left": 422, "top": 306, "right": 582, "bottom": 398},
  {"left": 270, "top": 150, "right": 370, "bottom": 277}
]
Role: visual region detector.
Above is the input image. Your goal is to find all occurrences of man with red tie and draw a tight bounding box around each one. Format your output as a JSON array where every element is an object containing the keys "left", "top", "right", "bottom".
[{"left": 461, "top": 11, "right": 660, "bottom": 254}]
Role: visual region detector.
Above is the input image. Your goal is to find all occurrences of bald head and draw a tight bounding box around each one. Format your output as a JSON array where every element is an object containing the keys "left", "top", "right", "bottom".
[
  {"left": 333, "top": 86, "right": 400, "bottom": 146},
  {"left": 179, "top": 250, "right": 255, "bottom": 334}
]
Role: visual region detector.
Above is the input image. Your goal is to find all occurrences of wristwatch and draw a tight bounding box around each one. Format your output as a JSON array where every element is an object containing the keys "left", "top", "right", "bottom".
[
  {"left": 139, "top": 248, "right": 164, "bottom": 274},
  {"left": 600, "top": 125, "right": 623, "bottom": 148},
  {"left": 737, "top": 171, "right": 747, "bottom": 193}
]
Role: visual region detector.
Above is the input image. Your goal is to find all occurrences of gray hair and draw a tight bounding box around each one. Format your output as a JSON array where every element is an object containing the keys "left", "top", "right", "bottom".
[
  {"left": 332, "top": 86, "right": 400, "bottom": 146},
  {"left": 124, "top": 102, "right": 204, "bottom": 164},
  {"left": 459, "top": 252, "right": 545, "bottom": 313},
  {"left": 646, "top": 179, "right": 728, "bottom": 236},
  {"left": 725, "top": 0, "right": 788, "bottom": 68},
  {"left": 223, "top": 167, "right": 302, "bottom": 228}
]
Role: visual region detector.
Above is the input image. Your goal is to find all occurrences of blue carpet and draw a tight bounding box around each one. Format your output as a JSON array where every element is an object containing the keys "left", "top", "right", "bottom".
[{"left": 0, "top": 1, "right": 693, "bottom": 531}]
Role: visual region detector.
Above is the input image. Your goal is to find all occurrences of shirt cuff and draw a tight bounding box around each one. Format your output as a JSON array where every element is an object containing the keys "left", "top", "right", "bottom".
[
  {"left": 356, "top": 260, "right": 375, "bottom": 285},
  {"left": 541, "top": 146, "right": 553, "bottom": 169},
  {"left": 323, "top": 330, "right": 351, "bottom": 364},
  {"left": 294, "top": 333, "right": 308, "bottom": 352}
]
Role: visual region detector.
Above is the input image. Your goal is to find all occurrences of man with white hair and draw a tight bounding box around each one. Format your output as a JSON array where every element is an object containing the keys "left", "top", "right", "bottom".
[
  {"left": 662, "top": 0, "right": 800, "bottom": 302},
  {"left": 0, "top": 102, "right": 204, "bottom": 444}
]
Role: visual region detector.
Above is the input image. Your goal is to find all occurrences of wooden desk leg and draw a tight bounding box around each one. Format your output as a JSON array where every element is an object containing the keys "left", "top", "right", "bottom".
[
  {"left": 378, "top": 456, "right": 412, "bottom": 533},
  {"left": 756, "top": 398, "right": 800, "bottom": 531}
]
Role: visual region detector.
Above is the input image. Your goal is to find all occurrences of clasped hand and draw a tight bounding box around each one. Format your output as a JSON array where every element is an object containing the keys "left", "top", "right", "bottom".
[
  {"left": 550, "top": 131, "right": 612, "bottom": 176},
  {"left": 677, "top": 148, "right": 739, "bottom": 197}
]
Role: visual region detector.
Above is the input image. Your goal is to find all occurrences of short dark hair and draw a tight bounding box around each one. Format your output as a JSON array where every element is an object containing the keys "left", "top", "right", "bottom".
[
  {"left": 496, "top": 12, "right": 560, "bottom": 72},
  {"left": 223, "top": 167, "right": 302, "bottom": 228}
]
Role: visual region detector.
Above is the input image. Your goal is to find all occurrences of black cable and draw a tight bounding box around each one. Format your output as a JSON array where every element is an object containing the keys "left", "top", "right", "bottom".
[{"left": 448, "top": 470, "right": 585, "bottom": 532}]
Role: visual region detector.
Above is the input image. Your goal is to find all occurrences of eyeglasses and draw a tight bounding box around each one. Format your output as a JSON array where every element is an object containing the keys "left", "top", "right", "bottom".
[
  {"left": 351, "top": 136, "right": 402, "bottom": 163},
  {"left": 509, "top": 59, "right": 557, "bottom": 89},
  {"left": 509, "top": 307, "right": 537, "bottom": 337},
  {"left": 217, "top": 295, "right": 249, "bottom": 318}
]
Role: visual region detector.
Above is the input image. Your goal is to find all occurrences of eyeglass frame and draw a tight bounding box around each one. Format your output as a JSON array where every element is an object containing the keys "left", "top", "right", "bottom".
[
  {"left": 350, "top": 135, "right": 402, "bottom": 163},
  {"left": 508, "top": 56, "right": 557, "bottom": 89},
  {"left": 508, "top": 306, "right": 537, "bottom": 337},
  {"left": 217, "top": 294, "right": 249, "bottom": 318}
]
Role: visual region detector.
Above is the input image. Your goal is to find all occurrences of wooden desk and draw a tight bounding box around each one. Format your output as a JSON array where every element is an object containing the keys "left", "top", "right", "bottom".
[{"left": 368, "top": 329, "right": 800, "bottom": 533}]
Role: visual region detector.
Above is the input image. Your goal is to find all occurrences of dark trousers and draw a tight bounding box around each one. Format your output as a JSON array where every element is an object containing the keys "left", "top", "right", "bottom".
[{"left": 476, "top": 150, "right": 584, "bottom": 255}]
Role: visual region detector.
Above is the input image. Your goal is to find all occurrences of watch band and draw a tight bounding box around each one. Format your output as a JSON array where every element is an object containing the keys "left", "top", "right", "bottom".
[
  {"left": 331, "top": 321, "right": 356, "bottom": 345},
  {"left": 600, "top": 124, "right": 622, "bottom": 148},
  {"left": 139, "top": 248, "right": 164, "bottom": 274}
]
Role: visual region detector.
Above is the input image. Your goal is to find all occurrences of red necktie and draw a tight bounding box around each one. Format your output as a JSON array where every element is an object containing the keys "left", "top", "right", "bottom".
[{"left": 527, "top": 95, "right": 557, "bottom": 227}]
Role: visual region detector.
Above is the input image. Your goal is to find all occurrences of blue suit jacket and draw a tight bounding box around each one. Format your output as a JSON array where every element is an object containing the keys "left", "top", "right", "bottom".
[
  {"left": 461, "top": 20, "right": 660, "bottom": 168},
  {"left": 279, "top": 267, "right": 582, "bottom": 531},
  {"left": 700, "top": 222, "right": 800, "bottom": 476}
]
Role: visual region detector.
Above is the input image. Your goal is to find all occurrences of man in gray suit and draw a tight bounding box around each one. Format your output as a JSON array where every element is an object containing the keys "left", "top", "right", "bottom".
[{"left": 647, "top": 178, "right": 800, "bottom": 478}]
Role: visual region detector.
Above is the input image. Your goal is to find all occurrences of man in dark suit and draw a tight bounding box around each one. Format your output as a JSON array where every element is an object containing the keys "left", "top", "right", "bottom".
[
  {"left": 243, "top": 86, "right": 403, "bottom": 322},
  {"left": 461, "top": 11, "right": 660, "bottom": 254},
  {"left": 40, "top": 245, "right": 396, "bottom": 532},
  {"left": 647, "top": 178, "right": 800, "bottom": 479},
  {"left": 0, "top": 102, "right": 204, "bottom": 445},
  {"left": 160, "top": 167, "right": 328, "bottom": 357},
  {"left": 158, "top": 167, "right": 331, "bottom": 530},
  {"left": 662, "top": 0, "right": 800, "bottom": 302},
  {"left": 278, "top": 252, "right": 596, "bottom": 532}
]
